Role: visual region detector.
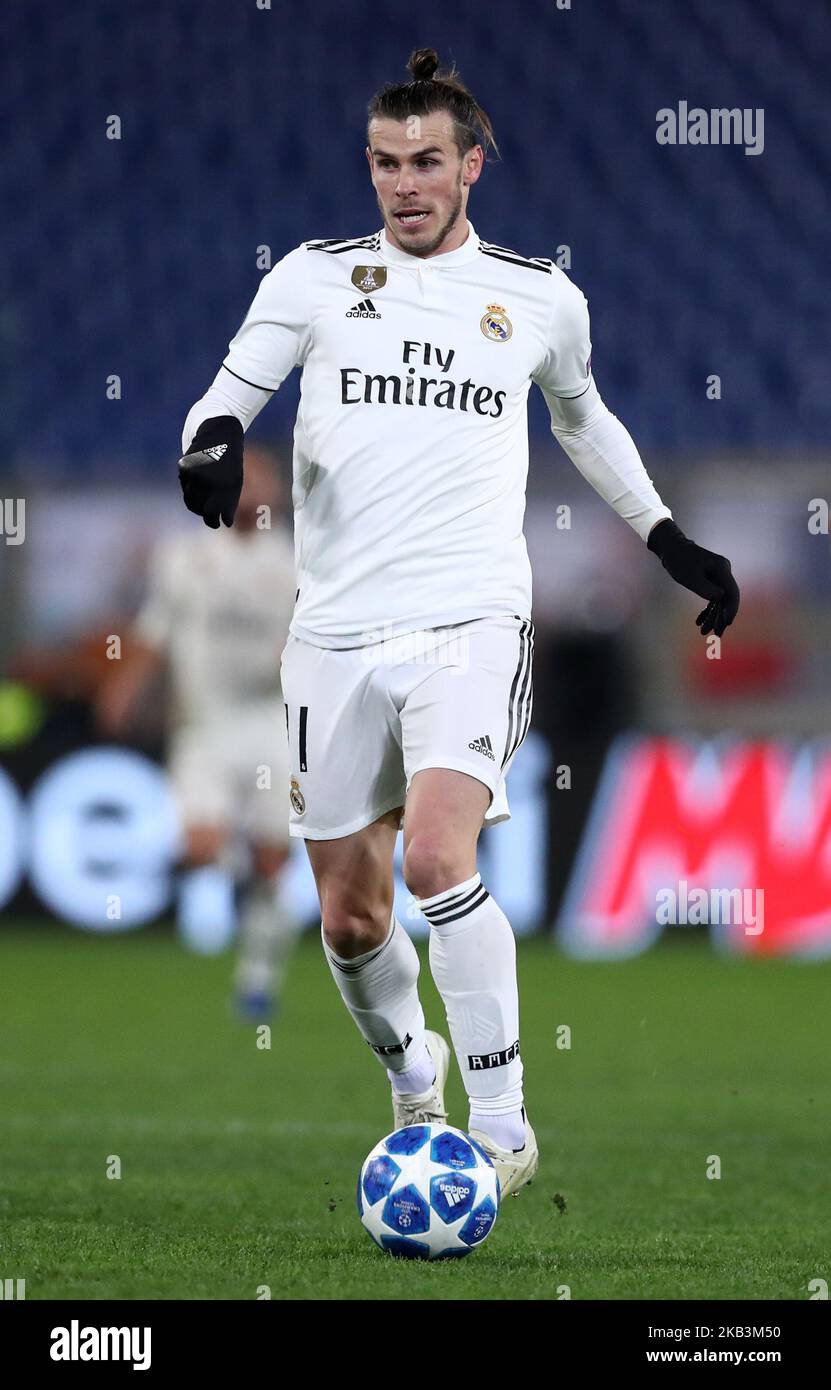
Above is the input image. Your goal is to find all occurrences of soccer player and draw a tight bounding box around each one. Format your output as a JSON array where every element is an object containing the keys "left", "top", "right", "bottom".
[
  {"left": 97, "top": 447, "right": 299, "bottom": 1018},
  {"left": 177, "top": 50, "right": 739, "bottom": 1195}
]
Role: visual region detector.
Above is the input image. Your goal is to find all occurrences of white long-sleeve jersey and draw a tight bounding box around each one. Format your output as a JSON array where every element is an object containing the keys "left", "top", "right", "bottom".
[{"left": 184, "top": 221, "right": 671, "bottom": 648}]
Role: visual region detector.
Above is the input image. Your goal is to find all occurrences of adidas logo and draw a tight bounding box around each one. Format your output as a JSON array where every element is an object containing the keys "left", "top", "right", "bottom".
[
  {"left": 345, "top": 298, "right": 381, "bottom": 319},
  {"left": 468, "top": 734, "right": 495, "bottom": 761},
  {"left": 439, "top": 1182, "right": 472, "bottom": 1208},
  {"left": 202, "top": 444, "right": 228, "bottom": 461}
]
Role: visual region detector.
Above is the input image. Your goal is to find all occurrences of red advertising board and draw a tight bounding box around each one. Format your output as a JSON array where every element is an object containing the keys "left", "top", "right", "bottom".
[{"left": 558, "top": 736, "right": 831, "bottom": 958}]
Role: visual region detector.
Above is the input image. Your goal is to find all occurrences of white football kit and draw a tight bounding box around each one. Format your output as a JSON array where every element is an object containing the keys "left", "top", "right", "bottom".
[
  {"left": 135, "top": 526, "right": 296, "bottom": 842},
  {"left": 183, "top": 221, "right": 671, "bottom": 839}
]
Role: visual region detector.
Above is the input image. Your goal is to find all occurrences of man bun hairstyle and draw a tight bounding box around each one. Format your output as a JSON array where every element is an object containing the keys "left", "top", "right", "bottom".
[
  {"left": 368, "top": 47, "right": 500, "bottom": 159},
  {"left": 409, "top": 48, "right": 441, "bottom": 81}
]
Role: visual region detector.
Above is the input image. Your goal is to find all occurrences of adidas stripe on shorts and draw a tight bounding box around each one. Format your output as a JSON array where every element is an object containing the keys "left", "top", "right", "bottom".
[{"left": 279, "top": 613, "right": 534, "bottom": 840}]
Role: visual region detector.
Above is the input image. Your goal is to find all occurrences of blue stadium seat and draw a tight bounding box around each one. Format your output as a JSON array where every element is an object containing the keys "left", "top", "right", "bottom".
[{"left": 2, "top": 0, "right": 828, "bottom": 475}]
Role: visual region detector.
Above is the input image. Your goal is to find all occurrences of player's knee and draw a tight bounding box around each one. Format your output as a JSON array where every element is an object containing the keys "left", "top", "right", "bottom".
[
  {"left": 321, "top": 903, "right": 391, "bottom": 959},
  {"left": 183, "top": 825, "right": 225, "bottom": 868},
  {"left": 251, "top": 843, "right": 291, "bottom": 879},
  {"left": 402, "top": 835, "right": 467, "bottom": 901}
]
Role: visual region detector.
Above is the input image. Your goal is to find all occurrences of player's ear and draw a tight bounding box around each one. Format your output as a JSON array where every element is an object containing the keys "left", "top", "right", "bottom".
[
  {"left": 365, "top": 145, "right": 374, "bottom": 174},
  {"left": 462, "top": 145, "right": 484, "bottom": 187}
]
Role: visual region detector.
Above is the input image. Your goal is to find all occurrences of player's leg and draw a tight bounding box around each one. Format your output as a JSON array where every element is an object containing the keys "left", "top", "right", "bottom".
[
  {"left": 232, "top": 711, "right": 301, "bottom": 1018},
  {"left": 400, "top": 617, "right": 537, "bottom": 1189},
  {"left": 403, "top": 767, "right": 526, "bottom": 1150},
  {"left": 280, "top": 634, "right": 440, "bottom": 1111},
  {"left": 184, "top": 824, "right": 227, "bottom": 865},
  {"left": 305, "top": 811, "right": 441, "bottom": 1107},
  {"left": 170, "top": 725, "right": 236, "bottom": 952},
  {"left": 177, "top": 822, "right": 236, "bottom": 951},
  {"left": 233, "top": 840, "right": 299, "bottom": 1019}
]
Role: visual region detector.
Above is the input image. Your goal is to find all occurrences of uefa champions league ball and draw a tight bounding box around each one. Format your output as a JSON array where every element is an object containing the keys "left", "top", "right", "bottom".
[{"left": 357, "top": 1123, "right": 500, "bottom": 1260}]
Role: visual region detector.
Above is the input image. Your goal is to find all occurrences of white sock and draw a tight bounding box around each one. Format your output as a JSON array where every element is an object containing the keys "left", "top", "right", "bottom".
[
  {"left": 469, "top": 1106, "right": 527, "bottom": 1153},
  {"left": 389, "top": 1046, "right": 435, "bottom": 1097},
  {"left": 419, "top": 872, "right": 525, "bottom": 1146},
  {"left": 234, "top": 876, "right": 299, "bottom": 996},
  {"left": 322, "top": 912, "right": 427, "bottom": 1079}
]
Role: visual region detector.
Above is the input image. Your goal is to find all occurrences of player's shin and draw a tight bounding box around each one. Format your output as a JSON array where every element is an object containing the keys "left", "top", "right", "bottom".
[
  {"left": 233, "top": 875, "right": 300, "bottom": 1010},
  {"left": 177, "top": 863, "right": 236, "bottom": 954},
  {"left": 321, "top": 912, "right": 433, "bottom": 1093},
  {"left": 421, "top": 873, "right": 526, "bottom": 1152}
]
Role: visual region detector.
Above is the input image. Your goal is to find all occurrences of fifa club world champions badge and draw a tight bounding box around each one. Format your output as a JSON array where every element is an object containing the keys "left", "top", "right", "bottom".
[{"left": 351, "top": 265, "right": 388, "bottom": 294}]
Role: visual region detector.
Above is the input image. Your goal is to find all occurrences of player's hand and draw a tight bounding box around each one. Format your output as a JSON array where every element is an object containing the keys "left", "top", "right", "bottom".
[
  {"left": 647, "top": 519, "right": 740, "bottom": 638},
  {"left": 178, "top": 415, "right": 244, "bottom": 528}
]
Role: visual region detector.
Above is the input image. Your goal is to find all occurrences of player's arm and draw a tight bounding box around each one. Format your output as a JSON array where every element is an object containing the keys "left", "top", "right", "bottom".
[
  {"left": 95, "top": 637, "right": 164, "bottom": 737},
  {"left": 95, "top": 540, "right": 177, "bottom": 735},
  {"left": 533, "top": 277, "right": 739, "bottom": 637},
  {"left": 179, "top": 245, "right": 312, "bottom": 528}
]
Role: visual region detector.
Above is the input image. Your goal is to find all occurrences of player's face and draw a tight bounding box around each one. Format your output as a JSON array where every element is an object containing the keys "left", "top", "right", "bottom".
[{"left": 366, "top": 114, "right": 482, "bottom": 258}]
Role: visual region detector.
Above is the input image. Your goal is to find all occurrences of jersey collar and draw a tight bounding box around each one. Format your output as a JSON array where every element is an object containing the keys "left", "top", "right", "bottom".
[{"left": 378, "top": 219, "right": 481, "bottom": 268}]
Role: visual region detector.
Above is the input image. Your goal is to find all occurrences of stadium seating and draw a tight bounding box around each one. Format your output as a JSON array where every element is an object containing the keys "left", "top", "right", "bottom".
[{"left": 2, "top": 0, "right": 828, "bottom": 474}]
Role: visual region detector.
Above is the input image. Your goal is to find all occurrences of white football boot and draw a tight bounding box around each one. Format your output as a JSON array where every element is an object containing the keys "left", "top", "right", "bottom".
[
  {"left": 391, "top": 1030, "right": 451, "bottom": 1130},
  {"left": 468, "top": 1111, "right": 539, "bottom": 1198}
]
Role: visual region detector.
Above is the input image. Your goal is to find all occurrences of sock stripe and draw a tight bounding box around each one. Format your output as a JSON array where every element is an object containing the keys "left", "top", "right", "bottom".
[
  {"left": 419, "top": 879, "right": 481, "bottom": 914},
  {"left": 423, "top": 883, "right": 482, "bottom": 915},
  {"left": 432, "top": 888, "right": 490, "bottom": 925},
  {"left": 421, "top": 884, "right": 490, "bottom": 925},
  {"left": 419, "top": 875, "right": 486, "bottom": 923},
  {"left": 417, "top": 872, "right": 481, "bottom": 910}
]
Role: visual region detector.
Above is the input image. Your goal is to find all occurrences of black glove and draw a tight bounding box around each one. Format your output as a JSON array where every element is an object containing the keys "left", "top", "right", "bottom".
[
  {"left": 178, "top": 416, "right": 244, "bottom": 529},
  {"left": 647, "top": 518, "right": 740, "bottom": 637}
]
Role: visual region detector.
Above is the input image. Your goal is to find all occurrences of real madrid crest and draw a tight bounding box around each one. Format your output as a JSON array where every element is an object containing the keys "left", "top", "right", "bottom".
[
  {"left": 351, "top": 265, "right": 388, "bottom": 294},
  {"left": 289, "top": 778, "right": 306, "bottom": 815},
  {"left": 480, "top": 303, "right": 513, "bottom": 342}
]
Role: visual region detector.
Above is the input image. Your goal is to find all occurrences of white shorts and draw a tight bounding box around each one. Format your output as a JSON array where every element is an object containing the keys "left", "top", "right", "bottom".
[
  {"left": 168, "top": 706, "right": 291, "bottom": 845},
  {"left": 279, "top": 614, "right": 534, "bottom": 840}
]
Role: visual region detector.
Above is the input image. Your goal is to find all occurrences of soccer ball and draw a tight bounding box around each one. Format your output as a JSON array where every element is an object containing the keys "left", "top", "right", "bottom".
[{"left": 357, "top": 1123, "right": 500, "bottom": 1260}]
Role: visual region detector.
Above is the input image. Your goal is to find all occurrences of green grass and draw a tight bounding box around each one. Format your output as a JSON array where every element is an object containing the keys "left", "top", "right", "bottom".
[{"left": 1, "top": 923, "right": 829, "bottom": 1300}]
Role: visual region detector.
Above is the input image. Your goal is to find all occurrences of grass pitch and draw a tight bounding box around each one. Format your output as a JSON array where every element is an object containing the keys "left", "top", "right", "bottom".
[{"left": 1, "top": 922, "right": 828, "bottom": 1300}]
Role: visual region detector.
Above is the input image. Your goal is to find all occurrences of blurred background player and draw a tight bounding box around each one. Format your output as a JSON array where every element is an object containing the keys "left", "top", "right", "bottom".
[{"left": 96, "top": 446, "right": 298, "bottom": 1019}]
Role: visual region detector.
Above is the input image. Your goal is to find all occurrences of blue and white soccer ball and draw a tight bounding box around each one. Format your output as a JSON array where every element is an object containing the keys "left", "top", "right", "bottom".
[{"left": 357, "top": 1123, "right": 500, "bottom": 1260}]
